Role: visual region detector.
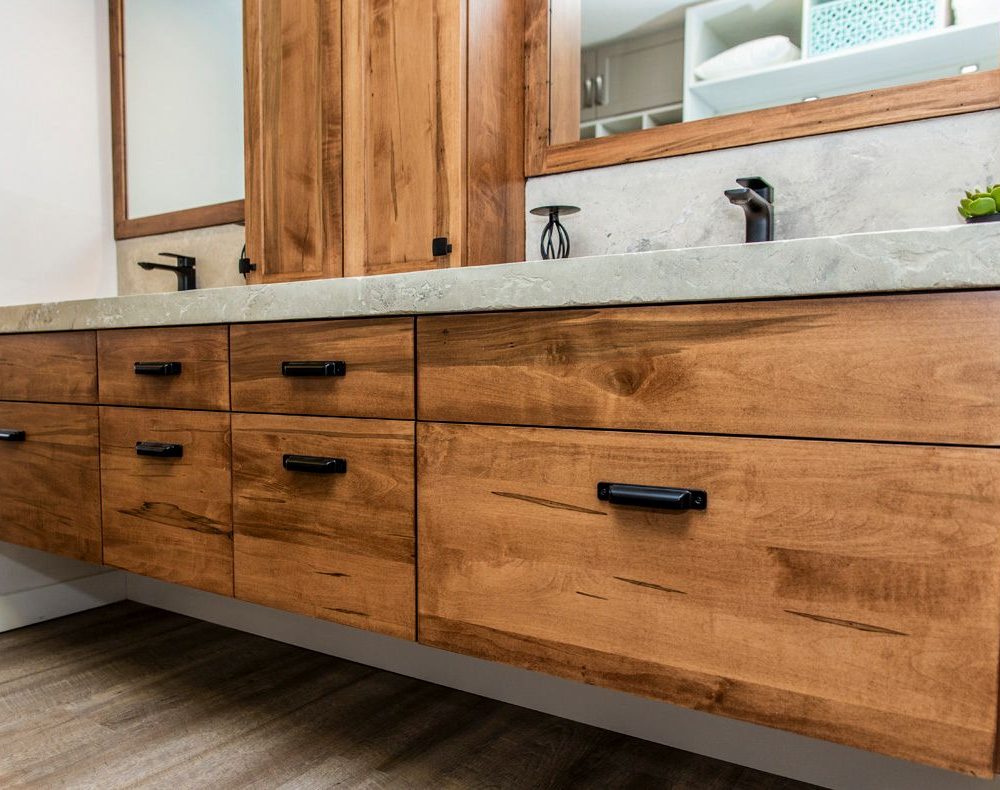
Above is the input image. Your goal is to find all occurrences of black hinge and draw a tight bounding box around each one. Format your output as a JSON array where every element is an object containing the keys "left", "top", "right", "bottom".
[
  {"left": 238, "top": 256, "right": 257, "bottom": 276},
  {"left": 432, "top": 237, "right": 453, "bottom": 257}
]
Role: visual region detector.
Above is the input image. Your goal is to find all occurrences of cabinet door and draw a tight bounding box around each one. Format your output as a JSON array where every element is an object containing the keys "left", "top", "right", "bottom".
[
  {"left": 595, "top": 28, "right": 684, "bottom": 118},
  {"left": 243, "top": 0, "right": 343, "bottom": 283},
  {"left": 342, "top": 0, "right": 465, "bottom": 276}
]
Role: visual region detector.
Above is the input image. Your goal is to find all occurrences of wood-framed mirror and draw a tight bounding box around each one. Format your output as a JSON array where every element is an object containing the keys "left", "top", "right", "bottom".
[
  {"left": 109, "top": 0, "right": 245, "bottom": 240},
  {"left": 526, "top": 0, "right": 1000, "bottom": 176}
]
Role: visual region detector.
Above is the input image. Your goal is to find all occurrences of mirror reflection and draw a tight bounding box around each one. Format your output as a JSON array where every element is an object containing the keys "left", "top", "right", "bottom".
[{"left": 553, "top": 0, "right": 1000, "bottom": 143}]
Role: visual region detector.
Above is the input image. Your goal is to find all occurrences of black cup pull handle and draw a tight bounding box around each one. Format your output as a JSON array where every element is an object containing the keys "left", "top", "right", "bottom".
[
  {"left": 281, "top": 361, "right": 347, "bottom": 377},
  {"left": 0, "top": 429, "right": 26, "bottom": 442},
  {"left": 283, "top": 454, "right": 347, "bottom": 474},
  {"left": 136, "top": 441, "right": 184, "bottom": 458},
  {"left": 134, "top": 361, "right": 182, "bottom": 376},
  {"left": 597, "top": 482, "right": 707, "bottom": 511}
]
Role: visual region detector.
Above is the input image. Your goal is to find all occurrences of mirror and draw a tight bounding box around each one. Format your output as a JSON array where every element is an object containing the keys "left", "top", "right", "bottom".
[
  {"left": 110, "top": 0, "right": 245, "bottom": 238},
  {"left": 550, "top": 0, "right": 1000, "bottom": 144}
]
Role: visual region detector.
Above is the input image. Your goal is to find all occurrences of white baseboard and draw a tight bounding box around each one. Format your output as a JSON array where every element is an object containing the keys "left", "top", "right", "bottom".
[
  {"left": 125, "top": 573, "right": 997, "bottom": 790},
  {"left": 0, "top": 570, "right": 126, "bottom": 632}
]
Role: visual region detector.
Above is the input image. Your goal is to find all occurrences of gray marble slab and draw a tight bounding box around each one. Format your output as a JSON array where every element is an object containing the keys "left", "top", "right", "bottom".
[{"left": 2, "top": 224, "right": 999, "bottom": 334}]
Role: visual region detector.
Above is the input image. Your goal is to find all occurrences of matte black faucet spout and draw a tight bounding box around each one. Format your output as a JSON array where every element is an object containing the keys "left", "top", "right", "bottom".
[
  {"left": 137, "top": 252, "right": 197, "bottom": 291},
  {"left": 725, "top": 177, "right": 774, "bottom": 243}
]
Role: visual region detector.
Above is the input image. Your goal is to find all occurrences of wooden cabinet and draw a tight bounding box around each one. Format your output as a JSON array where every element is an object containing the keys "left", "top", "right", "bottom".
[
  {"left": 97, "top": 326, "right": 230, "bottom": 411},
  {"left": 0, "top": 332, "right": 97, "bottom": 404},
  {"left": 418, "top": 421, "right": 1000, "bottom": 776},
  {"left": 243, "top": 0, "right": 343, "bottom": 284},
  {"left": 0, "top": 403, "right": 101, "bottom": 562},
  {"left": 230, "top": 318, "right": 414, "bottom": 419},
  {"left": 417, "top": 291, "right": 1000, "bottom": 445},
  {"left": 232, "top": 414, "right": 415, "bottom": 640},
  {"left": 100, "top": 407, "right": 233, "bottom": 595}
]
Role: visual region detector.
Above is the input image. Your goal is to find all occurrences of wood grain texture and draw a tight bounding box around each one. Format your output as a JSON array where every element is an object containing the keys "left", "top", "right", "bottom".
[
  {"left": 100, "top": 407, "right": 233, "bottom": 596},
  {"left": 0, "top": 331, "right": 97, "bottom": 404},
  {"left": 417, "top": 422, "right": 1000, "bottom": 776},
  {"left": 417, "top": 291, "right": 1000, "bottom": 445},
  {"left": 0, "top": 602, "right": 814, "bottom": 789},
  {"left": 97, "top": 326, "right": 230, "bottom": 411},
  {"left": 0, "top": 403, "right": 101, "bottom": 562},
  {"left": 547, "top": 0, "right": 582, "bottom": 146},
  {"left": 230, "top": 318, "right": 414, "bottom": 419},
  {"left": 342, "top": 0, "right": 466, "bottom": 277},
  {"left": 524, "top": 1, "right": 1000, "bottom": 177},
  {"left": 243, "top": 0, "right": 343, "bottom": 283},
  {"left": 233, "top": 414, "right": 415, "bottom": 639}
]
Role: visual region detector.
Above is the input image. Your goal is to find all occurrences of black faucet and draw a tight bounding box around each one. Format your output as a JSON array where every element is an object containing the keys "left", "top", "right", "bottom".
[
  {"left": 137, "top": 253, "right": 197, "bottom": 291},
  {"left": 725, "top": 177, "right": 774, "bottom": 243}
]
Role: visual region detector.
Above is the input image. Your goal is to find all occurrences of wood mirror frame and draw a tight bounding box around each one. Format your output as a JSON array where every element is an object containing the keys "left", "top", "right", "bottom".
[
  {"left": 108, "top": 0, "right": 244, "bottom": 240},
  {"left": 525, "top": 0, "right": 1000, "bottom": 176}
]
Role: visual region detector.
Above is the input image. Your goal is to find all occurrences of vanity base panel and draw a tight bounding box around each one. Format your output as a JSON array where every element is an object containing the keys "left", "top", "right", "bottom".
[
  {"left": 417, "top": 421, "right": 1000, "bottom": 776},
  {"left": 0, "top": 331, "right": 97, "bottom": 404}
]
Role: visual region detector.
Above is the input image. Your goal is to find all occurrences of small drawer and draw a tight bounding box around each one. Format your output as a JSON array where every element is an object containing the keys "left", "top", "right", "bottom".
[
  {"left": 417, "top": 291, "right": 1000, "bottom": 445},
  {"left": 418, "top": 422, "right": 1000, "bottom": 775},
  {"left": 0, "top": 331, "right": 97, "bottom": 404},
  {"left": 230, "top": 318, "right": 414, "bottom": 419},
  {"left": 97, "top": 326, "right": 229, "bottom": 410},
  {"left": 100, "top": 407, "right": 232, "bottom": 595},
  {"left": 233, "top": 413, "right": 414, "bottom": 639},
  {"left": 0, "top": 402, "right": 101, "bottom": 562}
]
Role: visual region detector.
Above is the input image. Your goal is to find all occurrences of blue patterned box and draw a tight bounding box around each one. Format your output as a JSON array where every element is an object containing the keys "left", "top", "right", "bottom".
[{"left": 809, "top": 0, "right": 941, "bottom": 56}]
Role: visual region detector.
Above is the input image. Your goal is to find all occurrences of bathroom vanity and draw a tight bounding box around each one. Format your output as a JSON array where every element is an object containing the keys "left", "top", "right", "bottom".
[{"left": 2, "top": 226, "right": 1000, "bottom": 777}]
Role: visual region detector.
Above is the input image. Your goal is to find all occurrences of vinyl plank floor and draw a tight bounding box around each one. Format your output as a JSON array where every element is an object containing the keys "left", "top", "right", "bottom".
[{"left": 0, "top": 602, "right": 822, "bottom": 790}]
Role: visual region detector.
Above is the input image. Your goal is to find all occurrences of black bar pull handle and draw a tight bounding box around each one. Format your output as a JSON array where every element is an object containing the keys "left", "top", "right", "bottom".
[
  {"left": 597, "top": 482, "right": 707, "bottom": 511},
  {"left": 134, "top": 361, "right": 182, "bottom": 376},
  {"left": 136, "top": 441, "right": 184, "bottom": 458},
  {"left": 281, "top": 361, "right": 347, "bottom": 377},
  {"left": 283, "top": 454, "right": 347, "bottom": 474},
  {"left": 0, "top": 429, "right": 26, "bottom": 442}
]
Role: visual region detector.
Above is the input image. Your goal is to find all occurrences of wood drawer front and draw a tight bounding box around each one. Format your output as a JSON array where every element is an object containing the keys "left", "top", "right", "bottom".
[
  {"left": 418, "top": 422, "right": 1000, "bottom": 776},
  {"left": 0, "top": 403, "right": 101, "bottom": 562},
  {"left": 233, "top": 413, "right": 415, "bottom": 640},
  {"left": 0, "top": 332, "right": 97, "bottom": 404},
  {"left": 100, "top": 407, "right": 233, "bottom": 595},
  {"left": 417, "top": 292, "right": 1000, "bottom": 445},
  {"left": 97, "top": 326, "right": 230, "bottom": 410},
  {"left": 230, "top": 319, "right": 414, "bottom": 419}
]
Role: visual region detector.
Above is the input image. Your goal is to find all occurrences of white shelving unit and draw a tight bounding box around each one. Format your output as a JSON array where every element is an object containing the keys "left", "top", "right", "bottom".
[{"left": 580, "top": 102, "right": 684, "bottom": 139}]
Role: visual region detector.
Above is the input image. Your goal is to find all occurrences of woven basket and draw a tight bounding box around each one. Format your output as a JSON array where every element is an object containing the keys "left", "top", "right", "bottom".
[{"left": 809, "top": 0, "right": 942, "bottom": 56}]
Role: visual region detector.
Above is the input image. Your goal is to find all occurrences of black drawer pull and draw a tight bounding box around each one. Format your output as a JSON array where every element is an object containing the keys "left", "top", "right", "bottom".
[
  {"left": 597, "top": 482, "right": 707, "bottom": 511},
  {"left": 283, "top": 454, "right": 347, "bottom": 474},
  {"left": 136, "top": 441, "right": 183, "bottom": 458},
  {"left": 281, "top": 361, "right": 346, "bottom": 377},
  {"left": 0, "top": 429, "right": 26, "bottom": 442},
  {"left": 134, "top": 361, "right": 182, "bottom": 376}
]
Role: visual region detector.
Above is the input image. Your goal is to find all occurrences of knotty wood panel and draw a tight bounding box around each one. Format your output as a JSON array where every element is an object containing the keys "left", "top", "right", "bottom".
[
  {"left": 230, "top": 319, "right": 414, "bottom": 419},
  {"left": 232, "top": 414, "right": 415, "bottom": 640},
  {"left": 417, "top": 422, "right": 1000, "bottom": 775},
  {"left": 100, "top": 407, "right": 233, "bottom": 596},
  {"left": 97, "top": 326, "right": 230, "bottom": 411},
  {"left": 342, "top": 0, "right": 465, "bottom": 276},
  {"left": 0, "top": 332, "right": 97, "bottom": 404},
  {"left": 417, "top": 291, "right": 1000, "bottom": 445},
  {"left": 0, "top": 403, "right": 100, "bottom": 562},
  {"left": 243, "top": 0, "right": 343, "bottom": 283}
]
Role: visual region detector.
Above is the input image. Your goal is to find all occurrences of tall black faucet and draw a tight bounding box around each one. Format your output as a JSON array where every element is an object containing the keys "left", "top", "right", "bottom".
[
  {"left": 137, "top": 252, "right": 197, "bottom": 291},
  {"left": 725, "top": 177, "right": 774, "bottom": 243}
]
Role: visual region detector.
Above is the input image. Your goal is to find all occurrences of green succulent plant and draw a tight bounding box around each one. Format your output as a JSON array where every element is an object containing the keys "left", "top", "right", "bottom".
[{"left": 958, "top": 184, "right": 1000, "bottom": 219}]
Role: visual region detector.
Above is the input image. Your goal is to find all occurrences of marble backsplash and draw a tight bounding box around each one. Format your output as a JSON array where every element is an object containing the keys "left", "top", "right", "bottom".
[{"left": 525, "top": 109, "right": 1000, "bottom": 259}]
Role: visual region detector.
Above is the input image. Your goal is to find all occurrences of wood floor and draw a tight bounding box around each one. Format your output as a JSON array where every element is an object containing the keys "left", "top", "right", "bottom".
[{"left": 0, "top": 602, "right": 820, "bottom": 789}]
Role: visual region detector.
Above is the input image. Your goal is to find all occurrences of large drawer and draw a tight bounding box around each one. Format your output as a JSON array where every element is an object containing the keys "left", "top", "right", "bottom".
[
  {"left": 417, "top": 422, "right": 1000, "bottom": 775},
  {"left": 233, "top": 413, "right": 415, "bottom": 640},
  {"left": 230, "top": 319, "right": 414, "bottom": 419},
  {"left": 0, "top": 403, "right": 101, "bottom": 562},
  {"left": 97, "top": 326, "right": 230, "bottom": 411},
  {"left": 417, "top": 292, "right": 1000, "bottom": 445},
  {"left": 0, "top": 332, "right": 97, "bottom": 404},
  {"left": 100, "top": 407, "right": 233, "bottom": 595}
]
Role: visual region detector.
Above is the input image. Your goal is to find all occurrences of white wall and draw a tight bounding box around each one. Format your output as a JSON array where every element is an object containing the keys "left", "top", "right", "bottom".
[{"left": 0, "top": 1, "right": 122, "bottom": 623}]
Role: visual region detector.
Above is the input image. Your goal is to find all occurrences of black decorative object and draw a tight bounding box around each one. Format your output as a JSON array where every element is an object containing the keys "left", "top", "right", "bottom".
[{"left": 530, "top": 205, "right": 580, "bottom": 260}]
